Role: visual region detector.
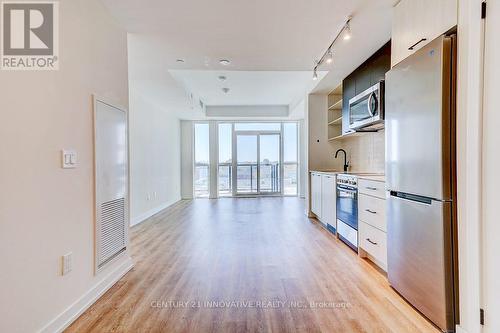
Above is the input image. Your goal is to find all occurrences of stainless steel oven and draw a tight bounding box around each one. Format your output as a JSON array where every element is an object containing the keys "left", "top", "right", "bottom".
[
  {"left": 348, "top": 81, "right": 384, "bottom": 131},
  {"left": 336, "top": 174, "right": 358, "bottom": 251}
]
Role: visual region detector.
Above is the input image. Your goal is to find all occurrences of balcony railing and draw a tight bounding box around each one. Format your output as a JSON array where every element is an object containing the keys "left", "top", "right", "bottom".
[
  {"left": 219, "top": 162, "right": 298, "bottom": 194},
  {"left": 218, "top": 163, "right": 232, "bottom": 196},
  {"left": 214, "top": 162, "right": 298, "bottom": 196},
  {"left": 194, "top": 163, "right": 209, "bottom": 197}
]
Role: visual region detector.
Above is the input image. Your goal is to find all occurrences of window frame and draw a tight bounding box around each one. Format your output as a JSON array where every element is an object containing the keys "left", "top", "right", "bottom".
[
  {"left": 193, "top": 122, "right": 210, "bottom": 198},
  {"left": 214, "top": 121, "right": 299, "bottom": 198}
]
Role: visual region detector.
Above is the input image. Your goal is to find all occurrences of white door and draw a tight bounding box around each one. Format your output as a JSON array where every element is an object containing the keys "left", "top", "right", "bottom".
[
  {"left": 321, "top": 175, "right": 336, "bottom": 228},
  {"left": 482, "top": 2, "right": 500, "bottom": 331}
]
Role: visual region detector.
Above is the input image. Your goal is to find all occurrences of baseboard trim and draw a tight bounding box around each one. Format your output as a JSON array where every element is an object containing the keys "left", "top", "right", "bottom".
[
  {"left": 130, "top": 198, "right": 180, "bottom": 227},
  {"left": 456, "top": 325, "right": 470, "bottom": 333},
  {"left": 39, "top": 257, "right": 134, "bottom": 333}
]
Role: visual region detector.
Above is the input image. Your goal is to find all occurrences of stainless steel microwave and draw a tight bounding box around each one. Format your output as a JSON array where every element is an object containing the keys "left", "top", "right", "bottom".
[{"left": 348, "top": 81, "right": 385, "bottom": 131}]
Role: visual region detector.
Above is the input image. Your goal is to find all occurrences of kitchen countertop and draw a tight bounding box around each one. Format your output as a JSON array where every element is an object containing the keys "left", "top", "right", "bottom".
[
  {"left": 309, "top": 170, "right": 385, "bottom": 182},
  {"left": 309, "top": 170, "right": 339, "bottom": 175}
]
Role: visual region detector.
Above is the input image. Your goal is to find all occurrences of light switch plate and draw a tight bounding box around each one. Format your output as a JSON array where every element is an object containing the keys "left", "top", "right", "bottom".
[
  {"left": 62, "top": 252, "right": 73, "bottom": 275},
  {"left": 62, "top": 150, "right": 77, "bottom": 168}
]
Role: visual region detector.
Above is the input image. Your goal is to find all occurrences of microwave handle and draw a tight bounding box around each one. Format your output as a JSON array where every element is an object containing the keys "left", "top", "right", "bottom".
[{"left": 367, "top": 92, "right": 376, "bottom": 117}]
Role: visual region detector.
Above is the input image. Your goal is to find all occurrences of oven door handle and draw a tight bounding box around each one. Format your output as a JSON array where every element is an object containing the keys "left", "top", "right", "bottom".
[{"left": 337, "top": 187, "right": 357, "bottom": 194}]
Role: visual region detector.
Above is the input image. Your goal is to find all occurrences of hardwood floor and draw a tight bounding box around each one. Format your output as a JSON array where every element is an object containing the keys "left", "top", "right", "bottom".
[{"left": 67, "top": 198, "right": 438, "bottom": 333}]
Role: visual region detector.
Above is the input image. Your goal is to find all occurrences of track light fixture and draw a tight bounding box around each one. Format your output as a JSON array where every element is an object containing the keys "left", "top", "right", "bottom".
[{"left": 312, "top": 16, "right": 352, "bottom": 80}]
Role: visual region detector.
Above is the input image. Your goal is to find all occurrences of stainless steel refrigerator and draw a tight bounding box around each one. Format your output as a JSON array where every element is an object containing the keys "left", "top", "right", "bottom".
[{"left": 385, "top": 34, "right": 458, "bottom": 332}]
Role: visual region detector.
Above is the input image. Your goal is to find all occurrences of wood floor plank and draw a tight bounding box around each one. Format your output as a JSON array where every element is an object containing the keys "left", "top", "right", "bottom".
[{"left": 66, "top": 198, "right": 439, "bottom": 333}]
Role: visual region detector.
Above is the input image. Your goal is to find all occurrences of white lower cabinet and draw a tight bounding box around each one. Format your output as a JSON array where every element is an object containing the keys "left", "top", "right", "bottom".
[
  {"left": 359, "top": 221, "right": 387, "bottom": 270},
  {"left": 358, "top": 179, "right": 387, "bottom": 271},
  {"left": 310, "top": 173, "right": 322, "bottom": 218},
  {"left": 310, "top": 172, "right": 336, "bottom": 229},
  {"left": 359, "top": 194, "right": 386, "bottom": 232},
  {"left": 321, "top": 174, "right": 336, "bottom": 228}
]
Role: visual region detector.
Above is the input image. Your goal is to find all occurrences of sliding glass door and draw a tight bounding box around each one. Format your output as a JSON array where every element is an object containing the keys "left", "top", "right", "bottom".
[
  {"left": 214, "top": 122, "right": 298, "bottom": 197},
  {"left": 259, "top": 134, "right": 281, "bottom": 194},
  {"left": 234, "top": 131, "right": 281, "bottom": 196},
  {"left": 235, "top": 134, "right": 258, "bottom": 194}
]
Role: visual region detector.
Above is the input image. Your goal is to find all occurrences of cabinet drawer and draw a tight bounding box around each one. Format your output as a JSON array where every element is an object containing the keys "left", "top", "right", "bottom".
[
  {"left": 359, "top": 194, "right": 386, "bottom": 231},
  {"left": 359, "top": 221, "right": 387, "bottom": 268},
  {"left": 358, "top": 179, "right": 385, "bottom": 199}
]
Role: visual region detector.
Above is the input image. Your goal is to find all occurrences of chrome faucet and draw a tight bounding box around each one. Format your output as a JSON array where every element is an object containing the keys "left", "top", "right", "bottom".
[{"left": 335, "top": 149, "right": 349, "bottom": 172}]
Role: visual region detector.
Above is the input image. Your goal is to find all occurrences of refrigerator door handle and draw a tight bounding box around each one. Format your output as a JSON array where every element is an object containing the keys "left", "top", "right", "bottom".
[{"left": 389, "top": 191, "right": 432, "bottom": 205}]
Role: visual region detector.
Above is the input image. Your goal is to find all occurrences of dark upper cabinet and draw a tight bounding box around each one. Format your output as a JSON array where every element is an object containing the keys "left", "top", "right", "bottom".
[
  {"left": 370, "top": 44, "right": 391, "bottom": 86},
  {"left": 342, "top": 75, "right": 356, "bottom": 135},
  {"left": 354, "top": 63, "right": 372, "bottom": 95},
  {"left": 341, "top": 41, "right": 391, "bottom": 135}
]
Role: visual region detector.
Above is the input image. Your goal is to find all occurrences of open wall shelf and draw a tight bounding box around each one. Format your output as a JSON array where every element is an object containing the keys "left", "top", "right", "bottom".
[
  {"left": 328, "top": 99, "right": 342, "bottom": 110},
  {"left": 327, "top": 84, "right": 343, "bottom": 140},
  {"left": 328, "top": 116, "right": 342, "bottom": 126}
]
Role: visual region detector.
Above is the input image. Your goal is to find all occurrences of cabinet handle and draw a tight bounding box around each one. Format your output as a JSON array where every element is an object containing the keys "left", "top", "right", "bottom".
[
  {"left": 365, "top": 209, "right": 377, "bottom": 214},
  {"left": 366, "top": 186, "right": 378, "bottom": 191},
  {"left": 408, "top": 38, "right": 427, "bottom": 50},
  {"left": 366, "top": 238, "right": 378, "bottom": 245}
]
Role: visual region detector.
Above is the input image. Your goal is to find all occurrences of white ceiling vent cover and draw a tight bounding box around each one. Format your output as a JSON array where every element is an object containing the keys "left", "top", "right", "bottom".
[{"left": 94, "top": 97, "right": 129, "bottom": 273}]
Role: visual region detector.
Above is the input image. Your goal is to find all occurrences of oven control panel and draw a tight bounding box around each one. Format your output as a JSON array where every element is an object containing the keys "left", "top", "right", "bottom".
[{"left": 337, "top": 175, "right": 357, "bottom": 187}]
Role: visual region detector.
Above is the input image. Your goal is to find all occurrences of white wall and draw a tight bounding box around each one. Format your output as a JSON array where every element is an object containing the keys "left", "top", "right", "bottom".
[
  {"left": 307, "top": 94, "right": 338, "bottom": 171},
  {"left": 0, "top": 1, "right": 131, "bottom": 332},
  {"left": 129, "top": 87, "right": 181, "bottom": 225}
]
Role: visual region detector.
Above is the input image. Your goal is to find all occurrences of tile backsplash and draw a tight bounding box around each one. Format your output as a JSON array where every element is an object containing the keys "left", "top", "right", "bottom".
[{"left": 341, "top": 130, "right": 385, "bottom": 173}]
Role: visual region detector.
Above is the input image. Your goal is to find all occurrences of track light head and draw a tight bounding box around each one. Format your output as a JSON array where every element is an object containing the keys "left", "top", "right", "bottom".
[
  {"left": 343, "top": 22, "right": 352, "bottom": 40},
  {"left": 325, "top": 50, "right": 333, "bottom": 64},
  {"left": 312, "top": 69, "right": 318, "bottom": 81}
]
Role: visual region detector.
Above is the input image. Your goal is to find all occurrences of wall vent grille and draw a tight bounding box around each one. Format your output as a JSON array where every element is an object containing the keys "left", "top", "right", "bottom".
[{"left": 97, "top": 197, "right": 126, "bottom": 269}]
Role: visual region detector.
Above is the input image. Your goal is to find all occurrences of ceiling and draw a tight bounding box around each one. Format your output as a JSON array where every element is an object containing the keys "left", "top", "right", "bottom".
[
  {"left": 169, "top": 70, "right": 326, "bottom": 107},
  {"left": 101, "top": 0, "right": 396, "bottom": 119}
]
